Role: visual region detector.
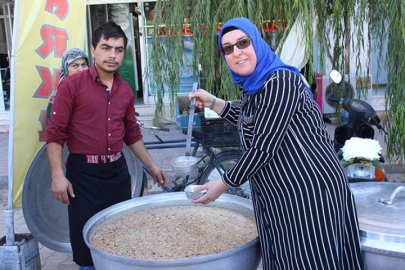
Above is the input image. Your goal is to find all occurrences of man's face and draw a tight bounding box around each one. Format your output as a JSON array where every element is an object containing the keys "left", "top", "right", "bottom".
[{"left": 91, "top": 35, "right": 125, "bottom": 74}]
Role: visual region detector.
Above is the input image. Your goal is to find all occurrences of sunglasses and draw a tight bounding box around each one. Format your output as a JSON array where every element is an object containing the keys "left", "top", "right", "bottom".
[{"left": 221, "top": 38, "right": 252, "bottom": 55}]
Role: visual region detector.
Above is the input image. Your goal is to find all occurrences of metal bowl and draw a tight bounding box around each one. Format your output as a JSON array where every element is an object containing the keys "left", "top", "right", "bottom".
[
  {"left": 83, "top": 193, "right": 261, "bottom": 270},
  {"left": 170, "top": 156, "right": 200, "bottom": 175},
  {"left": 184, "top": 185, "right": 207, "bottom": 200},
  {"left": 350, "top": 182, "right": 405, "bottom": 270}
]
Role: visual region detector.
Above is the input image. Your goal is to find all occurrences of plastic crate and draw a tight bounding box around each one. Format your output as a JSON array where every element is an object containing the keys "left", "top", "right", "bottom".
[
  {"left": 200, "top": 116, "right": 240, "bottom": 147},
  {"left": 176, "top": 114, "right": 201, "bottom": 129}
]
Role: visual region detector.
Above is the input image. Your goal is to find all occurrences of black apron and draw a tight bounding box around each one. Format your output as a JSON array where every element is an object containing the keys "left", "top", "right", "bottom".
[{"left": 66, "top": 153, "right": 131, "bottom": 266}]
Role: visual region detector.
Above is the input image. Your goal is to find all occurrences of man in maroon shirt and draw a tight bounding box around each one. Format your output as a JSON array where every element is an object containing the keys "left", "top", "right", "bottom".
[{"left": 46, "top": 21, "right": 167, "bottom": 269}]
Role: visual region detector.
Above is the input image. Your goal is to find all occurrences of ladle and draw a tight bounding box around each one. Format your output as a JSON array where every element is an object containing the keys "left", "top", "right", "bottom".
[{"left": 170, "top": 82, "right": 200, "bottom": 175}]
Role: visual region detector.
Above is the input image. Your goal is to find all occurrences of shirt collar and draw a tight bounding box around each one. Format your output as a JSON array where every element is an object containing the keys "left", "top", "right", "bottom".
[{"left": 89, "top": 64, "right": 123, "bottom": 86}]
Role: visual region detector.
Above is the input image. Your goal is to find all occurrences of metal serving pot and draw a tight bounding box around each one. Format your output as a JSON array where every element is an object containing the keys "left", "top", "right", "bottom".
[
  {"left": 170, "top": 155, "right": 200, "bottom": 175},
  {"left": 83, "top": 193, "right": 261, "bottom": 270},
  {"left": 351, "top": 182, "right": 405, "bottom": 270},
  {"left": 22, "top": 144, "right": 144, "bottom": 253}
]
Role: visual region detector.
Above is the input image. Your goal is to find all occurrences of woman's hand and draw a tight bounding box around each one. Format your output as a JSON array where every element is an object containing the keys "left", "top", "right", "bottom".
[
  {"left": 192, "top": 179, "right": 229, "bottom": 205},
  {"left": 189, "top": 89, "right": 216, "bottom": 110}
]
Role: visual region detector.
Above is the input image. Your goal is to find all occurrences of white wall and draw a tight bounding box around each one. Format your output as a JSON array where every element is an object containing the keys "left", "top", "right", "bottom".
[{"left": 324, "top": 18, "right": 370, "bottom": 77}]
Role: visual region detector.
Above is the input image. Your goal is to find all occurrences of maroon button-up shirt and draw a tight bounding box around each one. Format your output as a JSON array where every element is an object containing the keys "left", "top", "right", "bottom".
[{"left": 46, "top": 65, "right": 142, "bottom": 155}]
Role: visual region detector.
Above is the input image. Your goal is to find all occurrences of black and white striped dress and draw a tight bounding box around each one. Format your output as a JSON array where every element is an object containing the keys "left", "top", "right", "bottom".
[{"left": 220, "top": 70, "right": 363, "bottom": 270}]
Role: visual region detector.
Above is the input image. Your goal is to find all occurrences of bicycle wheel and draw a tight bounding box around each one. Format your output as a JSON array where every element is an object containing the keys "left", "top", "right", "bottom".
[{"left": 198, "top": 149, "right": 251, "bottom": 199}]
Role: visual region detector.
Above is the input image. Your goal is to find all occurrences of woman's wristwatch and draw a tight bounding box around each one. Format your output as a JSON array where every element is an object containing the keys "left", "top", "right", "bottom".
[{"left": 210, "top": 97, "right": 217, "bottom": 110}]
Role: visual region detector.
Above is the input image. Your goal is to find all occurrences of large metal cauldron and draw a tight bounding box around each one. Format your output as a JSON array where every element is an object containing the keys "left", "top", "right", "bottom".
[
  {"left": 351, "top": 182, "right": 405, "bottom": 270},
  {"left": 22, "top": 144, "right": 144, "bottom": 253},
  {"left": 83, "top": 193, "right": 261, "bottom": 270}
]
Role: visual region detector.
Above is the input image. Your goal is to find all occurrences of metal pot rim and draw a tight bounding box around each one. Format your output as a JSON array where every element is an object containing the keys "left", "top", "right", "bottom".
[
  {"left": 361, "top": 237, "right": 405, "bottom": 257},
  {"left": 83, "top": 193, "right": 259, "bottom": 266},
  {"left": 351, "top": 182, "right": 405, "bottom": 254}
]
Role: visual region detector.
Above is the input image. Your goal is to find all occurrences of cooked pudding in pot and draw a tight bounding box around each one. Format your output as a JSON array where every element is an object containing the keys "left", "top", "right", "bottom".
[{"left": 91, "top": 205, "right": 257, "bottom": 260}]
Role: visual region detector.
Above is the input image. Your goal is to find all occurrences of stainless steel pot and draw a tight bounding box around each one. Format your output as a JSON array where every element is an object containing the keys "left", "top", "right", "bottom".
[
  {"left": 83, "top": 193, "right": 261, "bottom": 270},
  {"left": 170, "top": 156, "right": 200, "bottom": 175},
  {"left": 22, "top": 144, "right": 144, "bottom": 253},
  {"left": 351, "top": 182, "right": 405, "bottom": 270}
]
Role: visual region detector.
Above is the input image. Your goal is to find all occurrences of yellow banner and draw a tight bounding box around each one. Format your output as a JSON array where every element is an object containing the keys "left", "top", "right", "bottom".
[{"left": 13, "top": 0, "right": 86, "bottom": 208}]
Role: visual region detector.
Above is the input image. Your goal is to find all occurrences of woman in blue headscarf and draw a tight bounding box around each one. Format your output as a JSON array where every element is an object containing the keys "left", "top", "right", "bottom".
[{"left": 190, "top": 18, "right": 363, "bottom": 270}]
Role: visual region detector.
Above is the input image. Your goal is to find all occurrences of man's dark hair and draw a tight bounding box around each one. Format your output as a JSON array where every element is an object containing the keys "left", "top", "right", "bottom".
[{"left": 92, "top": 20, "right": 128, "bottom": 49}]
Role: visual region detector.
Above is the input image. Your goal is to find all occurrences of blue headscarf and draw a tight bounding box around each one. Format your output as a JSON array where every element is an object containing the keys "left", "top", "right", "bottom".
[{"left": 218, "top": 17, "right": 312, "bottom": 97}]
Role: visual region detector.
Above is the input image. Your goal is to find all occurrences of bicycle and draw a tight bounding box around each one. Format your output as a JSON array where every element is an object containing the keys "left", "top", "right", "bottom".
[{"left": 135, "top": 117, "right": 252, "bottom": 199}]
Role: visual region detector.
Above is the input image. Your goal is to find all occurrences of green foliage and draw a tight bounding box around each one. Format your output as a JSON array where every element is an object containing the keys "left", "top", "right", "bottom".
[
  {"left": 149, "top": 0, "right": 405, "bottom": 162},
  {"left": 378, "top": 0, "right": 405, "bottom": 163},
  {"left": 119, "top": 46, "right": 137, "bottom": 96}
]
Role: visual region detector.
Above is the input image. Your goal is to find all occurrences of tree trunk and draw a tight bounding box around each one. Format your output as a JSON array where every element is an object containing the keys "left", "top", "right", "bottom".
[{"left": 344, "top": 13, "right": 351, "bottom": 74}]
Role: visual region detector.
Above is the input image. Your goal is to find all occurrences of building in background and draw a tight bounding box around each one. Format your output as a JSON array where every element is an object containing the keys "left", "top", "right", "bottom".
[
  {"left": 0, "top": 0, "right": 13, "bottom": 128},
  {"left": 0, "top": 0, "right": 390, "bottom": 129}
]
